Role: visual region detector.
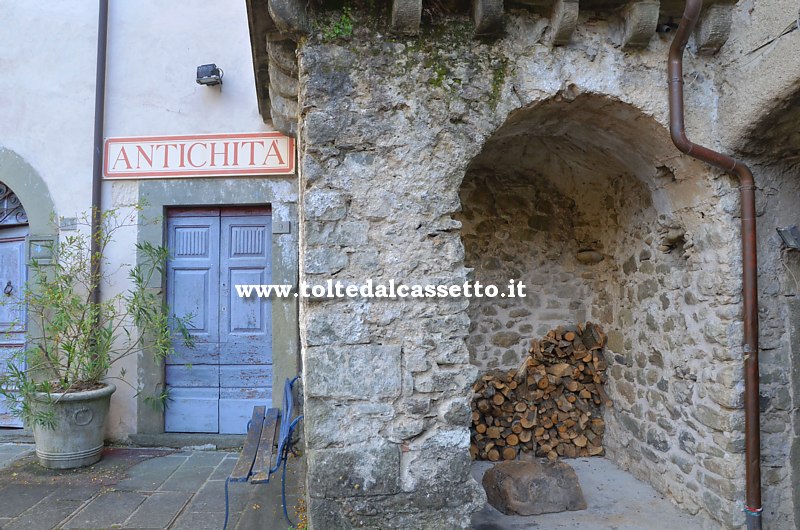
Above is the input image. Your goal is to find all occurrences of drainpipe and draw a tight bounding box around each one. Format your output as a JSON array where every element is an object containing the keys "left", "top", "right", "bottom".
[
  {"left": 668, "top": 2, "right": 761, "bottom": 529},
  {"left": 90, "top": 0, "right": 109, "bottom": 305}
]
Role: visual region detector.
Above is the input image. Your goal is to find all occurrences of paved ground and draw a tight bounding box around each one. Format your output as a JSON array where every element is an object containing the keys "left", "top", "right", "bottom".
[
  {"left": 1, "top": 443, "right": 702, "bottom": 530},
  {"left": 0, "top": 443, "right": 33, "bottom": 469},
  {"left": 0, "top": 444, "right": 305, "bottom": 530},
  {"left": 471, "top": 457, "right": 705, "bottom": 530}
]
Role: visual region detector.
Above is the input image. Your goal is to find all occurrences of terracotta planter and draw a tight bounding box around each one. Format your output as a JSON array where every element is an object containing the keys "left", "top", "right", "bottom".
[{"left": 30, "top": 383, "right": 115, "bottom": 469}]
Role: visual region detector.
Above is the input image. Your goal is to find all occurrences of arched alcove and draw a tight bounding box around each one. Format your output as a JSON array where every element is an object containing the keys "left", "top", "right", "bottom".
[{"left": 458, "top": 94, "right": 742, "bottom": 525}]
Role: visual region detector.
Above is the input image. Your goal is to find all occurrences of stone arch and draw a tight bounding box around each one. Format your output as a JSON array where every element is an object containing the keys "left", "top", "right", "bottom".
[
  {"left": 0, "top": 147, "right": 57, "bottom": 236},
  {"left": 458, "top": 93, "right": 744, "bottom": 527},
  {"left": 720, "top": 42, "right": 800, "bottom": 152}
]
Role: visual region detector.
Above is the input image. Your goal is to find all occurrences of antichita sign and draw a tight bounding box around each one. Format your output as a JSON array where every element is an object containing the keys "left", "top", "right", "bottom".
[{"left": 103, "top": 132, "right": 294, "bottom": 179}]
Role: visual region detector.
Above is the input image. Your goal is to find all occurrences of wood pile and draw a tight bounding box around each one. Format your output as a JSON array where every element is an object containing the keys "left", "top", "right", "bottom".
[{"left": 470, "top": 322, "right": 611, "bottom": 462}]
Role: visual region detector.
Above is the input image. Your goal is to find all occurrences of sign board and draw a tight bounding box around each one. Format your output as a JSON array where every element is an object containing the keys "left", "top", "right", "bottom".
[{"left": 104, "top": 132, "right": 294, "bottom": 179}]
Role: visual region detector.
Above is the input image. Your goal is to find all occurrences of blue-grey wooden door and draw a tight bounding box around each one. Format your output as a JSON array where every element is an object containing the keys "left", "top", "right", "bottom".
[
  {"left": 164, "top": 207, "right": 273, "bottom": 434},
  {"left": 0, "top": 226, "right": 28, "bottom": 428}
]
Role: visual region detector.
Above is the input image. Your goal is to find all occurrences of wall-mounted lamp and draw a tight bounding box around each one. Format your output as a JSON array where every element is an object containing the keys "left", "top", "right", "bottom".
[
  {"left": 196, "top": 64, "right": 223, "bottom": 86},
  {"left": 777, "top": 225, "right": 800, "bottom": 249}
]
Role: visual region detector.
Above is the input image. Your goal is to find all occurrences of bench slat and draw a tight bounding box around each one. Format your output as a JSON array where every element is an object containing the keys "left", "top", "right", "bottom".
[
  {"left": 250, "top": 407, "right": 279, "bottom": 484},
  {"left": 230, "top": 405, "right": 266, "bottom": 482}
]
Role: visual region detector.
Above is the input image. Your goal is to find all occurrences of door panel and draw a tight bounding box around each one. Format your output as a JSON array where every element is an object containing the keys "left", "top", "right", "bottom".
[
  {"left": 165, "top": 208, "right": 272, "bottom": 434},
  {"left": 164, "top": 387, "right": 219, "bottom": 433},
  {"left": 165, "top": 364, "right": 220, "bottom": 388},
  {"left": 0, "top": 227, "right": 27, "bottom": 428},
  {"left": 165, "top": 216, "right": 221, "bottom": 433},
  {"left": 219, "top": 215, "right": 272, "bottom": 361},
  {"left": 219, "top": 387, "right": 272, "bottom": 435},
  {"left": 166, "top": 218, "right": 220, "bottom": 358}
]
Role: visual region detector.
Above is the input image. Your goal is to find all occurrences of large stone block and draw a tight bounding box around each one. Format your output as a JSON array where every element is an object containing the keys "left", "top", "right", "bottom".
[
  {"left": 404, "top": 429, "right": 473, "bottom": 488},
  {"left": 306, "top": 304, "right": 370, "bottom": 345},
  {"left": 307, "top": 444, "right": 401, "bottom": 498},
  {"left": 303, "top": 188, "right": 348, "bottom": 221},
  {"left": 305, "top": 344, "right": 402, "bottom": 399},
  {"left": 482, "top": 459, "right": 587, "bottom": 515},
  {"left": 304, "top": 246, "right": 348, "bottom": 274},
  {"left": 305, "top": 398, "right": 394, "bottom": 448}
]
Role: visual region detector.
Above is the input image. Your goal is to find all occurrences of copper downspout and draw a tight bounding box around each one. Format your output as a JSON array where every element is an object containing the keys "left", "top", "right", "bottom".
[{"left": 668, "top": 2, "right": 761, "bottom": 528}]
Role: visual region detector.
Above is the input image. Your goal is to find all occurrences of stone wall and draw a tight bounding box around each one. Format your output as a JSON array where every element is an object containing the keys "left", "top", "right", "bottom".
[
  {"left": 459, "top": 169, "right": 593, "bottom": 371},
  {"left": 296, "top": 8, "right": 797, "bottom": 529}
]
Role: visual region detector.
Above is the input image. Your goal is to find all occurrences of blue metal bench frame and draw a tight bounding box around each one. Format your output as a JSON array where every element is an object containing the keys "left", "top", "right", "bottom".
[{"left": 223, "top": 376, "right": 303, "bottom": 529}]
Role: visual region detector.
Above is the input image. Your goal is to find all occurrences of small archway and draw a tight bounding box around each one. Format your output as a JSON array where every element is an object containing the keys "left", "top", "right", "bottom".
[
  {"left": 0, "top": 147, "right": 56, "bottom": 238},
  {"left": 458, "top": 94, "right": 740, "bottom": 525},
  {"left": 0, "top": 147, "right": 56, "bottom": 428}
]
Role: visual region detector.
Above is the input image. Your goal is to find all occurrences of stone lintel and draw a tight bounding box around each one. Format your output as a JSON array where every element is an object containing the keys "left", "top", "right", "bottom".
[{"left": 621, "top": 0, "right": 660, "bottom": 49}]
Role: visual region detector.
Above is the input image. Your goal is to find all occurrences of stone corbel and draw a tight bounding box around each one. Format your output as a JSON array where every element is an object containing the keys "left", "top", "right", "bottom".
[
  {"left": 621, "top": 0, "right": 660, "bottom": 49},
  {"left": 473, "top": 0, "right": 504, "bottom": 36},
  {"left": 391, "top": 0, "right": 422, "bottom": 35},
  {"left": 268, "top": 0, "right": 311, "bottom": 35},
  {"left": 267, "top": 39, "right": 299, "bottom": 138},
  {"left": 545, "top": 0, "right": 579, "bottom": 47},
  {"left": 693, "top": 3, "right": 734, "bottom": 55}
]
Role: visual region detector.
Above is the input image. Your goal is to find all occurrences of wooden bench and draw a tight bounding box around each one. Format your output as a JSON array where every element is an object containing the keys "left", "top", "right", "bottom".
[
  {"left": 229, "top": 405, "right": 280, "bottom": 484},
  {"left": 224, "top": 377, "right": 302, "bottom": 530}
]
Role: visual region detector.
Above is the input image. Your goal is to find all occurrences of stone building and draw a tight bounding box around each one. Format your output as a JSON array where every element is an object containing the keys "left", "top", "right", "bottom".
[
  {"left": 244, "top": 0, "right": 800, "bottom": 528},
  {"left": 2, "top": 0, "right": 799, "bottom": 529}
]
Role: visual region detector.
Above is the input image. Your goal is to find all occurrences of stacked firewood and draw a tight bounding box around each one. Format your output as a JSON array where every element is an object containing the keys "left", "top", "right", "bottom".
[{"left": 470, "top": 322, "right": 612, "bottom": 462}]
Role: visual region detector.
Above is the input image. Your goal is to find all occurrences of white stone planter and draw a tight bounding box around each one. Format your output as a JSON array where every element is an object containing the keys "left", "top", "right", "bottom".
[{"left": 31, "top": 383, "right": 115, "bottom": 469}]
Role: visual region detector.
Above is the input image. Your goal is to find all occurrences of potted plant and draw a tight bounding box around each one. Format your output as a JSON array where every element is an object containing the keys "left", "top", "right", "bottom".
[{"left": 0, "top": 208, "right": 191, "bottom": 469}]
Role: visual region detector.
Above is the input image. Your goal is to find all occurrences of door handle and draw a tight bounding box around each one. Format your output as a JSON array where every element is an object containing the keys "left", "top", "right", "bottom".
[{"left": 4, "top": 281, "right": 12, "bottom": 296}]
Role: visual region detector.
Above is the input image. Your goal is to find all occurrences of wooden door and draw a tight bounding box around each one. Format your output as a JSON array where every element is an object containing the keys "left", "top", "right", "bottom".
[
  {"left": 164, "top": 207, "right": 272, "bottom": 434},
  {"left": 0, "top": 226, "right": 28, "bottom": 428}
]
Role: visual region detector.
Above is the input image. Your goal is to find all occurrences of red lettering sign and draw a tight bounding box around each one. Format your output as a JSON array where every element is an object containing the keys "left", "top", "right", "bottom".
[{"left": 104, "top": 132, "right": 294, "bottom": 178}]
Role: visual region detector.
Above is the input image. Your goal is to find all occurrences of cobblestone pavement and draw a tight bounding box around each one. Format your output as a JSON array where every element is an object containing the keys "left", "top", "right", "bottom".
[{"left": 0, "top": 443, "right": 305, "bottom": 530}]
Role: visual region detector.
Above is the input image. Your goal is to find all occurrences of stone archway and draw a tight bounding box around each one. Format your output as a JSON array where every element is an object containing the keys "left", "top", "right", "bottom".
[
  {"left": 458, "top": 94, "right": 745, "bottom": 527},
  {"left": 0, "top": 147, "right": 56, "bottom": 238}
]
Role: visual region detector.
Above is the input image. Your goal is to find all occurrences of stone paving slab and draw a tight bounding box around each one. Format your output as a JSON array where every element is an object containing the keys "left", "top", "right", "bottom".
[
  {"left": 124, "top": 491, "right": 192, "bottom": 529},
  {"left": 115, "top": 455, "right": 188, "bottom": 492},
  {"left": 63, "top": 490, "right": 148, "bottom": 528},
  {"left": 0, "top": 443, "right": 33, "bottom": 470},
  {"left": 0, "top": 443, "right": 307, "bottom": 530},
  {"left": 157, "top": 452, "right": 226, "bottom": 493},
  {"left": 5, "top": 500, "right": 87, "bottom": 530},
  {"left": 0, "top": 484, "right": 54, "bottom": 518}
]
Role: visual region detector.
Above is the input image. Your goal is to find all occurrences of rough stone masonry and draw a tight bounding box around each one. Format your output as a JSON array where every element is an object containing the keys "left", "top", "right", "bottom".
[{"left": 267, "top": 1, "right": 800, "bottom": 528}]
